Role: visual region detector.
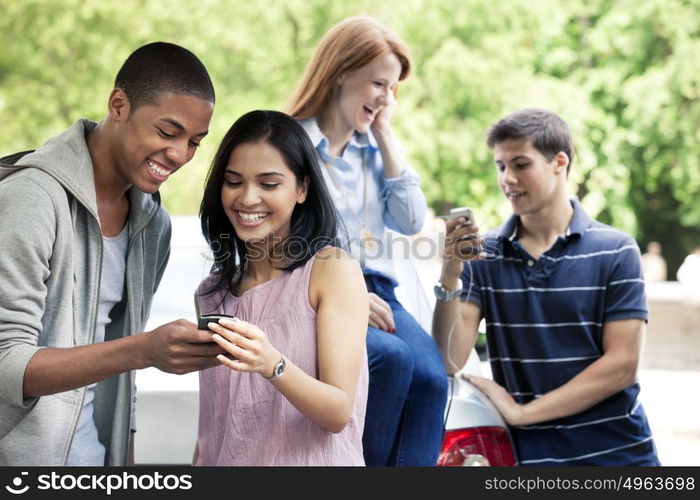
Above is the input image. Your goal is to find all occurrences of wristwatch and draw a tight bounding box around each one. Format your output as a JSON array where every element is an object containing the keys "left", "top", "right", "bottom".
[
  {"left": 263, "top": 356, "right": 286, "bottom": 380},
  {"left": 434, "top": 280, "right": 462, "bottom": 302}
]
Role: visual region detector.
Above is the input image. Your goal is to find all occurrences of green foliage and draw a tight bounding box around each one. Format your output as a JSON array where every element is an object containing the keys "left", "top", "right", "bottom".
[{"left": 1, "top": 0, "right": 699, "bottom": 273}]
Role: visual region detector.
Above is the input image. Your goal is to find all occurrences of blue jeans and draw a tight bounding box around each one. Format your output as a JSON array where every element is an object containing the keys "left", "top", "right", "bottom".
[{"left": 363, "top": 274, "right": 448, "bottom": 466}]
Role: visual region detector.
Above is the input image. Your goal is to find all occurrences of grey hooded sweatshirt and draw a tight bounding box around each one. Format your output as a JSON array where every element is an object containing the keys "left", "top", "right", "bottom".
[{"left": 0, "top": 119, "right": 171, "bottom": 465}]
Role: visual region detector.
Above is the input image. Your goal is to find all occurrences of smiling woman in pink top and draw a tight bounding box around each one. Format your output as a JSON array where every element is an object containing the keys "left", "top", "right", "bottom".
[{"left": 193, "top": 110, "right": 369, "bottom": 465}]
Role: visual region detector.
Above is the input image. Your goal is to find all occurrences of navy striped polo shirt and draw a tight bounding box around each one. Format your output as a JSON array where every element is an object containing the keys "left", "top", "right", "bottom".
[{"left": 461, "top": 198, "right": 659, "bottom": 466}]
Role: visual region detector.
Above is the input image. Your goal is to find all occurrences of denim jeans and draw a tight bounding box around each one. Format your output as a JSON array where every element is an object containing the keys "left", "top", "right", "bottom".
[{"left": 362, "top": 274, "right": 448, "bottom": 466}]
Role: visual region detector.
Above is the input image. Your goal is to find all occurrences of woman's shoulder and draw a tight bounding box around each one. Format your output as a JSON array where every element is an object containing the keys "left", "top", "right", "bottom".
[
  {"left": 309, "top": 246, "right": 363, "bottom": 290},
  {"left": 312, "top": 246, "right": 357, "bottom": 268}
]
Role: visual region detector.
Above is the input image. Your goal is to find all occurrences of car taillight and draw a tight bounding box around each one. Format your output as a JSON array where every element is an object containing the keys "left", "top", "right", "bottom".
[{"left": 438, "top": 427, "right": 517, "bottom": 466}]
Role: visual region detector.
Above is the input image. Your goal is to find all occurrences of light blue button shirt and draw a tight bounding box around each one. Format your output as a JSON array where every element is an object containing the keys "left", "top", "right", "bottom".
[{"left": 299, "top": 118, "right": 427, "bottom": 285}]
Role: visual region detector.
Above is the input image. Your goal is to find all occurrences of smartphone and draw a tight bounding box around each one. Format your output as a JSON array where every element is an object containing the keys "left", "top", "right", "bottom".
[
  {"left": 449, "top": 206, "right": 475, "bottom": 227},
  {"left": 197, "top": 314, "right": 235, "bottom": 330},
  {"left": 449, "top": 206, "right": 482, "bottom": 251}
]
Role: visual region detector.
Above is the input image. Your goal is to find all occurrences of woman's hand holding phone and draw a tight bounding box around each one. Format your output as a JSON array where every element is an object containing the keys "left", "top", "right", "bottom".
[{"left": 205, "top": 317, "right": 282, "bottom": 378}]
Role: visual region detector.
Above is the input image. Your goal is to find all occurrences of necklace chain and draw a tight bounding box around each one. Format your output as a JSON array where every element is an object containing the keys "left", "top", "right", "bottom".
[{"left": 322, "top": 148, "right": 376, "bottom": 249}]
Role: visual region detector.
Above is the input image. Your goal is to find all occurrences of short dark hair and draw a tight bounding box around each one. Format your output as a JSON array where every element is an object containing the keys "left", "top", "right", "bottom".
[
  {"left": 114, "top": 42, "right": 215, "bottom": 110},
  {"left": 487, "top": 108, "right": 574, "bottom": 173},
  {"left": 199, "top": 110, "right": 341, "bottom": 296}
]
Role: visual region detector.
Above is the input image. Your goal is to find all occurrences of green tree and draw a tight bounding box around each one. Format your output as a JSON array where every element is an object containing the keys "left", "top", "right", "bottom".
[{"left": 1, "top": 0, "right": 698, "bottom": 275}]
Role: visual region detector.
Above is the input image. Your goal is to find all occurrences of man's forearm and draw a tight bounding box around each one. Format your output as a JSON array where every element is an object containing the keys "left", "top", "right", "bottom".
[
  {"left": 433, "top": 301, "right": 473, "bottom": 374},
  {"left": 22, "top": 320, "right": 223, "bottom": 398},
  {"left": 432, "top": 260, "right": 478, "bottom": 374},
  {"left": 513, "top": 319, "right": 644, "bottom": 426},
  {"left": 22, "top": 334, "right": 148, "bottom": 397},
  {"left": 516, "top": 352, "right": 639, "bottom": 426}
]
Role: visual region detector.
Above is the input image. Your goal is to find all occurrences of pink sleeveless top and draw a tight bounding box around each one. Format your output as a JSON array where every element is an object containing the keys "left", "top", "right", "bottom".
[{"left": 195, "top": 252, "right": 368, "bottom": 466}]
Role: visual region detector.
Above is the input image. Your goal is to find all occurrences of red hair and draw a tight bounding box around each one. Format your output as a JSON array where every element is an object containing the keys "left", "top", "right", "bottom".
[{"left": 287, "top": 15, "right": 411, "bottom": 120}]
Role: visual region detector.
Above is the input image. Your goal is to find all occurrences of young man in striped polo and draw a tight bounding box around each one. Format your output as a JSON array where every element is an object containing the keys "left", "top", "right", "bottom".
[{"left": 432, "top": 108, "right": 659, "bottom": 466}]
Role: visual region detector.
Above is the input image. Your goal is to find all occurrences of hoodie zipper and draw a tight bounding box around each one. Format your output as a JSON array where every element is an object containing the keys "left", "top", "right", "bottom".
[
  {"left": 63, "top": 212, "right": 104, "bottom": 465},
  {"left": 64, "top": 199, "right": 159, "bottom": 465}
]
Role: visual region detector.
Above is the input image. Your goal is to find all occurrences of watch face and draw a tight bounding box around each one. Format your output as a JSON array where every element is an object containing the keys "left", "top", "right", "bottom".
[
  {"left": 273, "top": 358, "right": 285, "bottom": 378},
  {"left": 434, "top": 284, "right": 459, "bottom": 301},
  {"left": 434, "top": 284, "right": 450, "bottom": 300}
]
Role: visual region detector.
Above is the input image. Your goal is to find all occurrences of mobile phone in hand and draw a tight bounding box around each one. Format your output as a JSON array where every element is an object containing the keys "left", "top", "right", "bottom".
[
  {"left": 448, "top": 206, "right": 491, "bottom": 258},
  {"left": 449, "top": 206, "right": 482, "bottom": 248},
  {"left": 449, "top": 206, "right": 475, "bottom": 227},
  {"left": 197, "top": 314, "right": 235, "bottom": 330}
]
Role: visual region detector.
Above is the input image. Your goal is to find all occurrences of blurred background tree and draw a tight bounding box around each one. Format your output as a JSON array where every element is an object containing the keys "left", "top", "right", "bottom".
[{"left": 1, "top": 0, "right": 698, "bottom": 276}]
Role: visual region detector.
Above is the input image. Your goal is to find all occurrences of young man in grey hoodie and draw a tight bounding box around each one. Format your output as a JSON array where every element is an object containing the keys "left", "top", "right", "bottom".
[{"left": 0, "top": 42, "right": 223, "bottom": 466}]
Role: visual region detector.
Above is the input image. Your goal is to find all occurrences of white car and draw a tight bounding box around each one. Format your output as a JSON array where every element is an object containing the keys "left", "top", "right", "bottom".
[
  {"left": 134, "top": 217, "right": 516, "bottom": 465},
  {"left": 438, "top": 373, "right": 517, "bottom": 466}
]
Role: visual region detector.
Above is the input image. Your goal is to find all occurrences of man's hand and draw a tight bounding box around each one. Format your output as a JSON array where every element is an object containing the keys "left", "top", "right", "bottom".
[
  {"left": 443, "top": 216, "right": 484, "bottom": 263},
  {"left": 463, "top": 373, "right": 526, "bottom": 426},
  {"left": 142, "top": 319, "right": 225, "bottom": 374}
]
